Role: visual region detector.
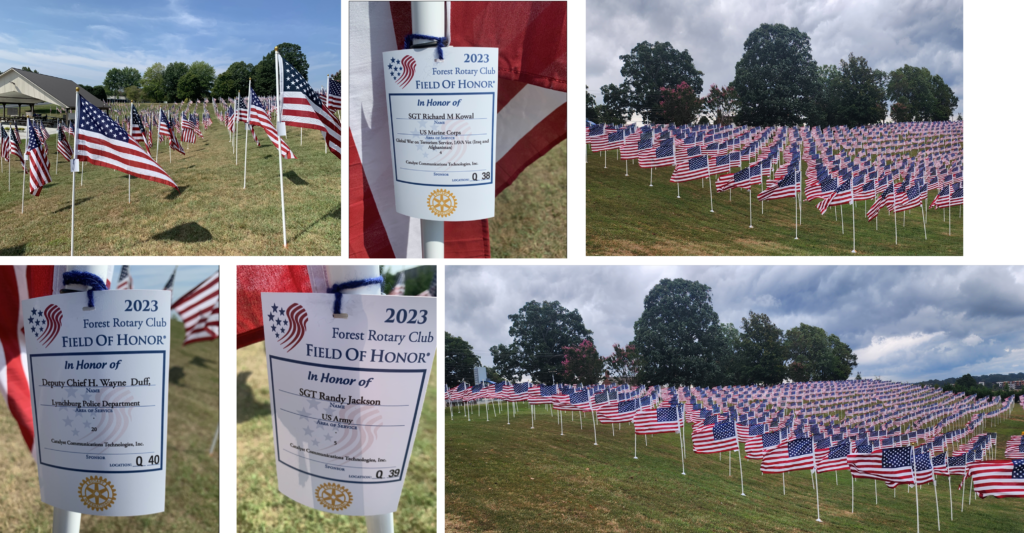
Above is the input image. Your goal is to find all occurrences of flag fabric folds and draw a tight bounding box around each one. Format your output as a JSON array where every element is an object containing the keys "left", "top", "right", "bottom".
[{"left": 171, "top": 270, "right": 220, "bottom": 345}]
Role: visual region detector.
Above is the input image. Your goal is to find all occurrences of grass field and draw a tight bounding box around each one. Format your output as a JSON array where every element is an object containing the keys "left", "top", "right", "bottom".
[
  {"left": 236, "top": 342, "right": 436, "bottom": 532},
  {"left": 586, "top": 148, "right": 963, "bottom": 256},
  {"left": 0, "top": 118, "right": 341, "bottom": 255},
  {"left": 491, "top": 140, "right": 567, "bottom": 258},
  {"left": 446, "top": 401, "right": 1021, "bottom": 532},
  {"left": 0, "top": 320, "right": 220, "bottom": 532}
]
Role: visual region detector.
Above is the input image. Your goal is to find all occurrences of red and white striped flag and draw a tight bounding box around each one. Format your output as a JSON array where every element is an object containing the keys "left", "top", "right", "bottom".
[
  {"left": 171, "top": 270, "right": 220, "bottom": 345},
  {"left": 75, "top": 96, "right": 176, "bottom": 189}
]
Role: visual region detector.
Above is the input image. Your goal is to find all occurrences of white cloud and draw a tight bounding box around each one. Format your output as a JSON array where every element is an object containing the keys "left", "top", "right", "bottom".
[
  {"left": 856, "top": 332, "right": 944, "bottom": 364},
  {"left": 87, "top": 25, "right": 126, "bottom": 38},
  {"left": 962, "top": 334, "right": 983, "bottom": 346},
  {"left": 0, "top": 33, "right": 17, "bottom": 46}
]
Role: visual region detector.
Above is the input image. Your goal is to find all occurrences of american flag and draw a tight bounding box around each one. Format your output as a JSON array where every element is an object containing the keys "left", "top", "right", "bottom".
[
  {"left": 328, "top": 78, "right": 342, "bottom": 112},
  {"left": 115, "top": 265, "right": 132, "bottom": 290},
  {"left": 601, "top": 398, "right": 639, "bottom": 423},
  {"left": 867, "top": 182, "right": 894, "bottom": 220},
  {"left": 761, "top": 437, "right": 816, "bottom": 473},
  {"left": 129, "top": 103, "right": 151, "bottom": 150},
  {"left": 817, "top": 177, "right": 852, "bottom": 214},
  {"left": 159, "top": 110, "right": 185, "bottom": 155},
  {"left": 8, "top": 123, "right": 24, "bottom": 167},
  {"left": 931, "top": 452, "right": 950, "bottom": 476},
  {"left": 692, "top": 420, "right": 739, "bottom": 454},
  {"left": 815, "top": 438, "right": 851, "bottom": 473},
  {"left": 1, "top": 124, "right": 9, "bottom": 163},
  {"left": 635, "top": 406, "right": 680, "bottom": 435},
  {"left": 181, "top": 112, "right": 196, "bottom": 144},
  {"left": 947, "top": 450, "right": 976, "bottom": 476},
  {"left": 527, "top": 384, "right": 557, "bottom": 405},
  {"left": 715, "top": 166, "right": 753, "bottom": 191},
  {"left": 757, "top": 167, "right": 799, "bottom": 201},
  {"left": 171, "top": 270, "right": 219, "bottom": 345},
  {"left": 886, "top": 450, "right": 935, "bottom": 487},
  {"left": 509, "top": 383, "right": 532, "bottom": 402},
  {"left": 849, "top": 446, "right": 918, "bottom": 485},
  {"left": 27, "top": 123, "right": 51, "bottom": 196},
  {"left": 280, "top": 56, "right": 341, "bottom": 158},
  {"left": 74, "top": 97, "right": 176, "bottom": 189},
  {"left": 962, "top": 459, "right": 1024, "bottom": 499},
  {"left": 711, "top": 154, "right": 731, "bottom": 175},
  {"left": 249, "top": 94, "right": 295, "bottom": 159},
  {"left": 670, "top": 154, "right": 709, "bottom": 183},
  {"left": 893, "top": 179, "right": 924, "bottom": 212}
]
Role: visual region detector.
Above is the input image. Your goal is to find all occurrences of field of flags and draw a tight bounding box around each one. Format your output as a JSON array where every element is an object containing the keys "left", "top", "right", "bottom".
[
  {"left": 587, "top": 121, "right": 963, "bottom": 255},
  {"left": 0, "top": 55, "right": 341, "bottom": 255},
  {"left": 447, "top": 380, "right": 1021, "bottom": 530}
]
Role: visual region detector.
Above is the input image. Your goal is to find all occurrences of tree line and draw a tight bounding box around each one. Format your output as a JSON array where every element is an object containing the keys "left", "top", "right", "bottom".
[
  {"left": 445, "top": 277, "right": 858, "bottom": 387},
  {"left": 586, "top": 23, "right": 959, "bottom": 127}
]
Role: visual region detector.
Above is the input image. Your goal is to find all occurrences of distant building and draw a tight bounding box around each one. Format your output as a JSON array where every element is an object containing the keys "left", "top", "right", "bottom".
[
  {"left": 0, "top": 68, "right": 109, "bottom": 119},
  {"left": 995, "top": 380, "right": 1024, "bottom": 390}
]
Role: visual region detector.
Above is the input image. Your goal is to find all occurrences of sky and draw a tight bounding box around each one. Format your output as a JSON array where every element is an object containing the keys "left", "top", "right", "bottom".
[
  {"left": 587, "top": 0, "right": 964, "bottom": 119},
  {"left": 0, "top": 0, "right": 339, "bottom": 91},
  {"left": 122, "top": 265, "right": 219, "bottom": 319},
  {"left": 446, "top": 266, "right": 1024, "bottom": 383}
]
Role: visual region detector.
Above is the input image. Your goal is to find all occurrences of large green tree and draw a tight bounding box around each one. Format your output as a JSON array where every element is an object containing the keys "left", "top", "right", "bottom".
[
  {"left": 163, "top": 62, "right": 189, "bottom": 102},
  {"left": 737, "top": 311, "right": 787, "bottom": 385},
  {"left": 835, "top": 53, "right": 887, "bottom": 127},
  {"left": 784, "top": 323, "right": 857, "bottom": 381},
  {"left": 633, "top": 278, "right": 725, "bottom": 387},
  {"left": 810, "top": 64, "right": 843, "bottom": 127},
  {"left": 600, "top": 83, "right": 633, "bottom": 124},
  {"left": 212, "top": 61, "right": 254, "bottom": 99},
  {"left": 887, "top": 65, "right": 957, "bottom": 121},
  {"left": 254, "top": 43, "right": 308, "bottom": 96},
  {"left": 702, "top": 83, "right": 739, "bottom": 125},
  {"left": 503, "top": 300, "right": 593, "bottom": 384},
  {"left": 655, "top": 81, "right": 700, "bottom": 125},
  {"left": 490, "top": 343, "right": 523, "bottom": 382},
  {"left": 445, "top": 332, "right": 480, "bottom": 387},
  {"left": 733, "top": 23, "right": 819, "bottom": 126},
  {"left": 103, "top": 67, "right": 141, "bottom": 95},
  {"left": 618, "top": 41, "right": 703, "bottom": 123},
  {"left": 141, "top": 63, "right": 166, "bottom": 102},
  {"left": 176, "top": 61, "right": 216, "bottom": 101},
  {"left": 716, "top": 322, "right": 744, "bottom": 385}
]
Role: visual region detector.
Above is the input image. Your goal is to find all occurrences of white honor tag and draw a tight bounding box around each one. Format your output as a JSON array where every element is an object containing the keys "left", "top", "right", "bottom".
[
  {"left": 23, "top": 289, "right": 171, "bottom": 516},
  {"left": 383, "top": 46, "right": 498, "bottom": 221},
  {"left": 260, "top": 292, "right": 436, "bottom": 516}
]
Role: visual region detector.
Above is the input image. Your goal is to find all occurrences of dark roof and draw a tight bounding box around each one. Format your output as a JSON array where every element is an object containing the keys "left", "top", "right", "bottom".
[{"left": 10, "top": 69, "right": 108, "bottom": 110}]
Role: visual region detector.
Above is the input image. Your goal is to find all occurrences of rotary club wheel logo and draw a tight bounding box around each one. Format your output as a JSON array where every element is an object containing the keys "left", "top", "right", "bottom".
[
  {"left": 78, "top": 476, "right": 116, "bottom": 512},
  {"left": 315, "top": 482, "right": 353, "bottom": 512},
  {"left": 427, "top": 189, "right": 457, "bottom": 218}
]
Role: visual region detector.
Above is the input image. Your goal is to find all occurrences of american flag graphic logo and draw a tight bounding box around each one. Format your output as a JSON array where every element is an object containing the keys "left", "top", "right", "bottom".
[
  {"left": 388, "top": 55, "right": 416, "bottom": 89},
  {"left": 270, "top": 303, "right": 308, "bottom": 352},
  {"left": 28, "top": 304, "right": 62, "bottom": 347}
]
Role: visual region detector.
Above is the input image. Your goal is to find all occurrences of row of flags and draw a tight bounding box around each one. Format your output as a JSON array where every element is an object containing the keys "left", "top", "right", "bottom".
[{"left": 0, "top": 266, "right": 220, "bottom": 459}]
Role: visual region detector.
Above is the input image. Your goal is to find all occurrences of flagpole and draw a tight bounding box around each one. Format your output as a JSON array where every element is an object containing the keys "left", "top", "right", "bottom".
[
  {"left": 413, "top": 1, "right": 447, "bottom": 259},
  {"left": 128, "top": 102, "right": 133, "bottom": 203},
  {"left": 69, "top": 90, "right": 83, "bottom": 257},
  {"left": 21, "top": 119, "right": 27, "bottom": 213},
  {"left": 273, "top": 54, "right": 288, "bottom": 248},
  {"left": 243, "top": 82, "right": 250, "bottom": 189},
  {"left": 235, "top": 93, "right": 240, "bottom": 165},
  {"left": 734, "top": 423, "right": 745, "bottom": 496},
  {"left": 812, "top": 440, "right": 822, "bottom": 522}
]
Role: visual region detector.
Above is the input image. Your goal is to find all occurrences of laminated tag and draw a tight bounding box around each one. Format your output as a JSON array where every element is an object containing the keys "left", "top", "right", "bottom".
[
  {"left": 383, "top": 46, "right": 498, "bottom": 221},
  {"left": 23, "top": 290, "right": 171, "bottom": 516},
  {"left": 260, "top": 292, "right": 436, "bottom": 515}
]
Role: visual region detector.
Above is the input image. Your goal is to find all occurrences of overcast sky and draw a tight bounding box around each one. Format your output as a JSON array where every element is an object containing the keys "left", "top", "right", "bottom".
[
  {"left": 446, "top": 266, "right": 1024, "bottom": 383},
  {"left": 587, "top": 0, "right": 964, "bottom": 118},
  {"left": 0, "top": 0, "right": 338, "bottom": 92}
]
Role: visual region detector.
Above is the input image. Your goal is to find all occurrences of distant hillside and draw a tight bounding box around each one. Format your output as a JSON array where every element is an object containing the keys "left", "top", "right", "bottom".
[{"left": 919, "top": 372, "right": 1024, "bottom": 387}]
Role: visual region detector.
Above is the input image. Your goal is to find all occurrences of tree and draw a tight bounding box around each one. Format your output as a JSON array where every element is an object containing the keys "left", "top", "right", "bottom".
[
  {"left": 655, "top": 81, "right": 700, "bottom": 125},
  {"left": 586, "top": 85, "right": 600, "bottom": 122},
  {"left": 103, "top": 67, "right": 138, "bottom": 95},
  {"left": 20, "top": 66, "right": 37, "bottom": 73},
  {"left": 490, "top": 343, "right": 523, "bottom": 382},
  {"left": 163, "top": 62, "right": 189, "bottom": 102},
  {"left": 332, "top": 70, "right": 341, "bottom": 82},
  {"left": 81, "top": 85, "right": 107, "bottom": 101},
  {"left": 445, "top": 332, "right": 480, "bottom": 387},
  {"left": 504, "top": 300, "right": 593, "bottom": 384},
  {"left": 855, "top": 371, "right": 862, "bottom": 380},
  {"left": 733, "top": 23, "right": 819, "bottom": 126},
  {"left": 835, "top": 53, "right": 887, "bottom": 127},
  {"left": 212, "top": 61, "right": 254, "bottom": 99},
  {"left": 618, "top": 41, "right": 703, "bottom": 123},
  {"left": 809, "top": 64, "right": 842, "bottom": 127},
  {"left": 176, "top": 61, "right": 216, "bottom": 101},
  {"left": 784, "top": 323, "right": 857, "bottom": 382},
  {"left": 124, "top": 86, "right": 144, "bottom": 103},
  {"left": 887, "top": 64, "right": 957, "bottom": 121},
  {"left": 954, "top": 374, "right": 976, "bottom": 389},
  {"left": 605, "top": 342, "right": 641, "bottom": 386},
  {"left": 930, "top": 74, "right": 958, "bottom": 120},
  {"left": 485, "top": 366, "right": 503, "bottom": 382},
  {"left": 737, "top": 312, "right": 787, "bottom": 385},
  {"left": 702, "top": 84, "right": 739, "bottom": 125},
  {"left": 633, "top": 278, "right": 725, "bottom": 387},
  {"left": 254, "top": 43, "right": 308, "bottom": 96},
  {"left": 559, "top": 340, "right": 604, "bottom": 384},
  {"left": 716, "top": 322, "right": 743, "bottom": 385},
  {"left": 141, "top": 63, "right": 166, "bottom": 102},
  {"left": 600, "top": 83, "right": 632, "bottom": 124}
]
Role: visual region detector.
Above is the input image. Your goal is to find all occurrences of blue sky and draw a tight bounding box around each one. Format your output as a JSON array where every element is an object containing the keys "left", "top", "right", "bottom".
[
  {"left": 447, "top": 266, "right": 1024, "bottom": 383},
  {"left": 122, "top": 265, "right": 219, "bottom": 320},
  {"left": 0, "top": 0, "right": 339, "bottom": 90}
]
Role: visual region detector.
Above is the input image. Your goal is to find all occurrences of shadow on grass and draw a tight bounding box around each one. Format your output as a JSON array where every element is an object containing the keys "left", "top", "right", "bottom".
[
  {"left": 165, "top": 185, "right": 189, "bottom": 200},
  {"left": 52, "top": 196, "right": 93, "bottom": 213},
  {"left": 189, "top": 355, "right": 212, "bottom": 368},
  {"left": 284, "top": 170, "right": 308, "bottom": 185},
  {"left": 237, "top": 371, "right": 271, "bottom": 423},
  {"left": 170, "top": 366, "right": 185, "bottom": 385},
  {"left": 291, "top": 205, "right": 341, "bottom": 244},
  {"left": 151, "top": 221, "right": 212, "bottom": 243},
  {"left": 0, "top": 243, "right": 27, "bottom": 256}
]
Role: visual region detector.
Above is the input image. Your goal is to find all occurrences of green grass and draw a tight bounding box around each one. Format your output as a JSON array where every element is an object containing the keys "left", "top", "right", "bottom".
[
  {"left": 0, "top": 320, "right": 220, "bottom": 532},
  {"left": 491, "top": 139, "right": 567, "bottom": 258},
  {"left": 0, "top": 117, "right": 341, "bottom": 255},
  {"left": 236, "top": 342, "right": 436, "bottom": 532},
  {"left": 445, "top": 402, "right": 1021, "bottom": 532},
  {"left": 586, "top": 148, "right": 963, "bottom": 256}
]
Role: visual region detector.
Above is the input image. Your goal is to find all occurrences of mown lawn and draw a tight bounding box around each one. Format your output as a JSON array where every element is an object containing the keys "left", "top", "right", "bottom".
[
  {"left": 0, "top": 320, "right": 220, "bottom": 532},
  {"left": 236, "top": 342, "right": 436, "bottom": 532},
  {"left": 491, "top": 140, "right": 567, "bottom": 258},
  {"left": 586, "top": 147, "right": 963, "bottom": 256},
  {"left": 446, "top": 401, "right": 1020, "bottom": 532},
  {"left": 0, "top": 115, "right": 341, "bottom": 256}
]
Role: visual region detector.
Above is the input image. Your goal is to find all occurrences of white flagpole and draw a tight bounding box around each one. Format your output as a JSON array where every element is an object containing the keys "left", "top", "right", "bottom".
[
  {"left": 69, "top": 90, "right": 83, "bottom": 257},
  {"left": 274, "top": 52, "right": 288, "bottom": 248},
  {"left": 851, "top": 195, "right": 856, "bottom": 253},
  {"left": 21, "top": 119, "right": 27, "bottom": 213},
  {"left": 156, "top": 109, "right": 161, "bottom": 163},
  {"left": 326, "top": 76, "right": 330, "bottom": 154},
  {"left": 734, "top": 422, "right": 745, "bottom": 496},
  {"left": 235, "top": 92, "right": 240, "bottom": 165},
  {"left": 912, "top": 448, "right": 920, "bottom": 533},
  {"left": 243, "top": 82, "right": 251, "bottom": 189},
  {"left": 812, "top": 441, "right": 822, "bottom": 522},
  {"left": 413, "top": 1, "right": 447, "bottom": 259},
  {"left": 128, "top": 102, "right": 132, "bottom": 203}
]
